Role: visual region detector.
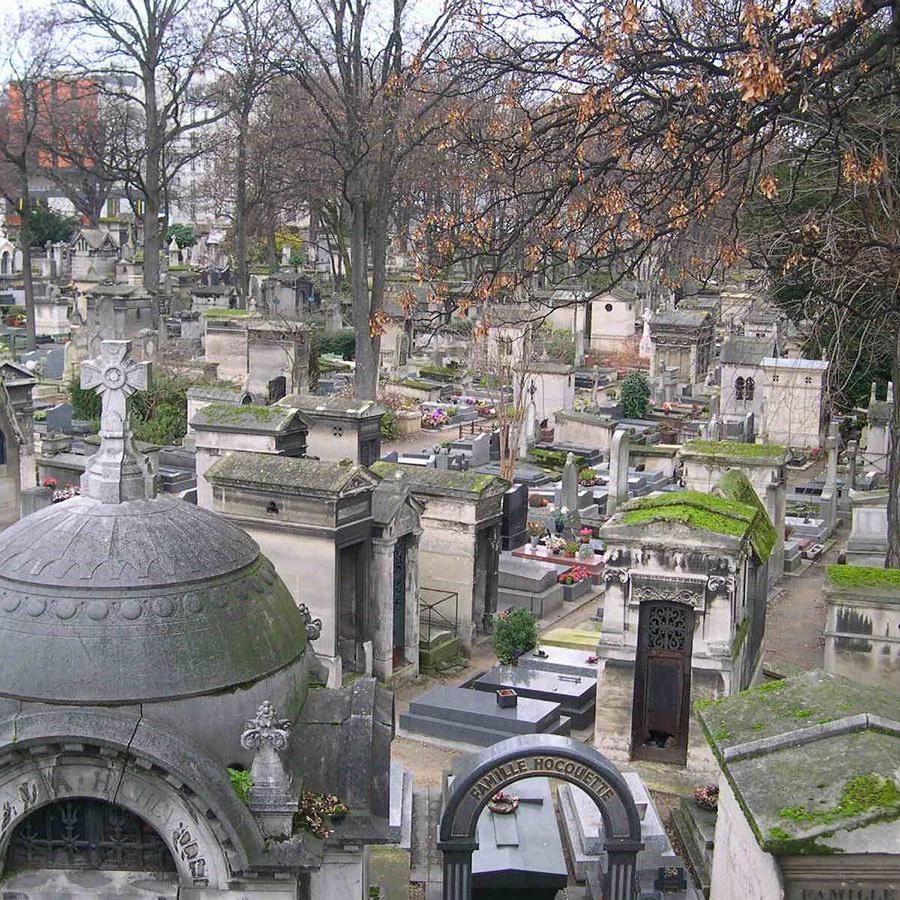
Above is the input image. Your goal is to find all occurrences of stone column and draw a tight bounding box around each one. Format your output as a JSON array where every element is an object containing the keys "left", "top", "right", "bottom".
[
  {"left": 404, "top": 530, "right": 422, "bottom": 674},
  {"left": 603, "top": 846, "right": 641, "bottom": 900},
  {"left": 371, "top": 536, "right": 396, "bottom": 680},
  {"left": 847, "top": 439, "right": 858, "bottom": 490},
  {"left": 440, "top": 844, "right": 477, "bottom": 900}
]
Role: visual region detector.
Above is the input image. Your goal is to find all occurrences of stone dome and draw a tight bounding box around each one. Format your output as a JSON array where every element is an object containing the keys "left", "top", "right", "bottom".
[{"left": 0, "top": 494, "right": 307, "bottom": 704}]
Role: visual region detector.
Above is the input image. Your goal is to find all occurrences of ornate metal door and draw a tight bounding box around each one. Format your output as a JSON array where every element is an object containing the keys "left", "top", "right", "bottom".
[
  {"left": 392, "top": 537, "right": 407, "bottom": 663},
  {"left": 631, "top": 601, "right": 694, "bottom": 765},
  {"left": 9, "top": 799, "right": 175, "bottom": 872}
]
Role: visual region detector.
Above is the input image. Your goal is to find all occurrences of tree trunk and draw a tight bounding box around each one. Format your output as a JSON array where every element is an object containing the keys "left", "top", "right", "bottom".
[
  {"left": 143, "top": 75, "right": 162, "bottom": 293},
  {"left": 18, "top": 178, "right": 36, "bottom": 351},
  {"left": 234, "top": 109, "right": 249, "bottom": 304},
  {"left": 886, "top": 327, "right": 900, "bottom": 567},
  {"left": 349, "top": 186, "right": 377, "bottom": 399}
]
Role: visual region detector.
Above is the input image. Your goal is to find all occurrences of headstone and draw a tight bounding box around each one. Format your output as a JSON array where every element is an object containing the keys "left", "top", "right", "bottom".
[
  {"left": 281, "top": 244, "right": 292, "bottom": 266},
  {"left": 497, "top": 554, "right": 565, "bottom": 617},
  {"left": 847, "top": 439, "right": 858, "bottom": 490},
  {"left": 501, "top": 483, "right": 528, "bottom": 551},
  {"left": 561, "top": 452, "right": 579, "bottom": 511},
  {"left": 605, "top": 429, "right": 630, "bottom": 516},
  {"left": 638, "top": 308, "right": 652, "bottom": 359},
  {"left": 575, "top": 328, "right": 585, "bottom": 367}
]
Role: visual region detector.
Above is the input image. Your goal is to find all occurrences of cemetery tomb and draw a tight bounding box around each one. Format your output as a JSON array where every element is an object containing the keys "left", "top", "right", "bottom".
[
  {"left": 399, "top": 685, "right": 571, "bottom": 747},
  {"left": 472, "top": 665, "right": 597, "bottom": 729},
  {"left": 518, "top": 645, "right": 599, "bottom": 680},
  {"left": 471, "top": 777, "right": 568, "bottom": 899},
  {"left": 497, "top": 554, "right": 566, "bottom": 618}
]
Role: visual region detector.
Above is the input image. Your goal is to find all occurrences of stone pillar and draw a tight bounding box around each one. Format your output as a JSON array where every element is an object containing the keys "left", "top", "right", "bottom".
[
  {"left": 575, "top": 327, "right": 585, "bottom": 368},
  {"left": 440, "top": 844, "right": 477, "bottom": 900},
  {"left": 847, "top": 439, "right": 858, "bottom": 490},
  {"left": 404, "top": 530, "right": 421, "bottom": 674},
  {"left": 606, "top": 429, "right": 631, "bottom": 517},
  {"left": 603, "top": 846, "right": 641, "bottom": 900},
  {"left": 371, "top": 536, "right": 396, "bottom": 680}
]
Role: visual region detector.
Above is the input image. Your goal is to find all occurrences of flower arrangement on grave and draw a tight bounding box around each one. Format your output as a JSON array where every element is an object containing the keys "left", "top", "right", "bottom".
[
  {"left": 559, "top": 565, "right": 592, "bottom": 586},
  {"left": 543, "top": 534, "right": 566, "bottom": 554},
  {"left": 527, "top": 520, "right": 545, "bottom": 538},
  {"left": 553, "top": 508, "right": 567, "bottom": 533},
  {"left": 564, "top": 540, "right": 580, "bottom": 557},
  {"left": 51, "top": 483, "right": 80, "bottom": 503},
  {"left": 488, "top": 791, "right": 520, "bottom": 815},
  {"left": 693, "top": 784, "right": 719, "bottom": 811},
  {"left": 477, "top": 402, "right": 496, "bottom": 417},
  {"left": 579, "top": 526, "right": 593, "bottom": 543},
  {"left": 296, "top": 791, "right": 350, "bottom": 839},
  {"left": 421, "top": 408, "right": 450, "bottom": 428},
  {"left": 528, "top": 495, "right": 550, "bottom": 508},
  {"left": 578, "top": 468, "right": 597, "bottom": 486},
  {"left": 42, "top": 477, "right": 57, "bottom": 489}
]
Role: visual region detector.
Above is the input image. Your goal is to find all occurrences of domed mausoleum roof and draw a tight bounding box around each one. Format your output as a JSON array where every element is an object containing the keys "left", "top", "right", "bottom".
[{"left": 0, "top": 340, "right": 307, "bottom": 704}]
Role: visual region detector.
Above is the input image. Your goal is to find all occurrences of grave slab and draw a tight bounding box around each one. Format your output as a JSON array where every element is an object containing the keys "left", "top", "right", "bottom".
[
  {"left": 518, "top": 645, "right": 598, "bottom": 680},
  {"left": 399, "top": 685, "right": 570, "bottom": 747},
  {"left": 471, "top": 666, "right": 596, "bottom": 729}
]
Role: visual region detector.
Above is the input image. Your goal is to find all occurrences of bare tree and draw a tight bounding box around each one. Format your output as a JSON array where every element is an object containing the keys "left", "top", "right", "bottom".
[
  {"left": 276, "top": 0, "right": 477, "bottom": 399},
  {"left": 63, "top": 0, "right": 233, "bottom": 292},
  {"left": 0, "top": 12, "right": 61, "bottom": 350}
]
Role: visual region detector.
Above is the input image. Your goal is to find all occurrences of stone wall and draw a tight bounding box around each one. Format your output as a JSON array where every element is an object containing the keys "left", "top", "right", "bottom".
[{"left": 710, "top": 778, "right": 784, "bottom": 900}]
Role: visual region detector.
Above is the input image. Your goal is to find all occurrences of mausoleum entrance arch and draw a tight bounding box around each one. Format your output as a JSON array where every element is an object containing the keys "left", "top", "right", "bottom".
[
  {"left": 0, "top": 743, "right": 236, "bottom": 891},
  {"left": 438, "top": 734, "right": 642, "bottom": 900}
]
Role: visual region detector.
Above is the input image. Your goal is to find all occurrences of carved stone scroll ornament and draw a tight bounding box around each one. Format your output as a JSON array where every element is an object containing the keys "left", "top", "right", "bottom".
[
  {"left": 297, "top": 603, "right": 322, "bottom": 641},
  {"left": 603, "top": 567, "right": 630, "bottom": 585},
  {"left": 629, "top": 583, "right": 702, "bottom": 608},
  {"left": 706, "top": 575, "right": 735, "bottom": 595}
]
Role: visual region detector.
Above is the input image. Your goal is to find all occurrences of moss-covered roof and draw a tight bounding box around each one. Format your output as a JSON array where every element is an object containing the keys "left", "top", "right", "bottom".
[
  {"left": 696, "top": 671, "right": 900, "bottom": 855},
  {"left": 370, "top": 461, "right": 509, "bottom": 499},
  {"left": 827, "top": 564, "right": 900, "bottom": 593},
  {"left": 206, "top": 451, "right": 376, "bottom": 495},
  {"left": 191, "top": 402, "right": 298, "bottom": 432},
  {"left": 681, "top": 439, "right": 788, "bottom": 464},
  {"left": 616, "top": 482, "right": 776, "bottom": 562},
  {"left": 713, "top": 469, "right": 778, "bottom": 563}
]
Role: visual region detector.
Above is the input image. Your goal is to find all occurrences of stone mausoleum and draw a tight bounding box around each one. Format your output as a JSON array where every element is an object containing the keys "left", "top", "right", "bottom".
[
  {"left": 0, "top": 341, "right": 392, "bottom": 898},
  {"left": 597, "top": 473, "right": 775, "bottom": 779}
]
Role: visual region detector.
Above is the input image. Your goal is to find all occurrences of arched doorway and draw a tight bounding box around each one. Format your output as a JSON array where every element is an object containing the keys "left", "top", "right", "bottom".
[
  {"left": 7, "top": 798, "right": 176, "bottom": 873},
  {"left": 438, "top": 734, "right": 643, "bottom": 900}
]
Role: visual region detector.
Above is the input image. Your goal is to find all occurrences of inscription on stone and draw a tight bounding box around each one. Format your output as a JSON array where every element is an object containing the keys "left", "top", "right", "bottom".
[
  {"left": 468, "top": 755, "right": 615, "bottom": 803},
  {"left": 789, "top": 887, "right": 897, "bottom": 900}
]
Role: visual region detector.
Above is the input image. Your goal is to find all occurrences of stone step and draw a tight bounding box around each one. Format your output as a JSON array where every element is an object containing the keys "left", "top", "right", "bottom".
[
  {"left": 672, "top": 804, "right": 714, "bottom": 897},
  {"left": 541, "top": 627, "right": 602, "bottom": 652}
]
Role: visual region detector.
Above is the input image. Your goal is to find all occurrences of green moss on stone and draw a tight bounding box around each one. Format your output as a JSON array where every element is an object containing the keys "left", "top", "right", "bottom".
[
  {"left": 683, "top": 439, "right": 788, "bottom": 462},
  {"left": 776, "top": 773, "right": 900, "bottom": 828},
  {"left": 827, "top": 564, "right": 900, "bottom": 590},
  {"left": 199, "top": 402, "right": 287, "bottom": 426},
  {"left": 204, "top": 307, "right": 251, "bottom": 317},
  {"left": 765, "top": 827, "right": 842, "bottom": 855}
]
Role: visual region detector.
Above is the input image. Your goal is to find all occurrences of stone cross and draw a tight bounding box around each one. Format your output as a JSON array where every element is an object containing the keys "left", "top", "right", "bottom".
[{"left": 80, "top": 340, "right": 154, "bottom": 503}]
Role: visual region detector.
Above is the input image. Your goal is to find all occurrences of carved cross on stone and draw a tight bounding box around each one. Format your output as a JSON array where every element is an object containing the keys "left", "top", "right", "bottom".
[{"left": 80, "top": 340, "right": 154, "bottom": 504}]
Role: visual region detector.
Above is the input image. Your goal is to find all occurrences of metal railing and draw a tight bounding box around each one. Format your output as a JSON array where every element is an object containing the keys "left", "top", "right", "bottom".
[{"left": 419, "top": 587, "right": 459, "bottom": 647}]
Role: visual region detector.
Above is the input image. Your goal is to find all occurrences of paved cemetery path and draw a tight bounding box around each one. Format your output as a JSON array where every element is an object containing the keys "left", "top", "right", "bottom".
[{"left": 762, "top": 524, "right": 847, "bottom": 677}]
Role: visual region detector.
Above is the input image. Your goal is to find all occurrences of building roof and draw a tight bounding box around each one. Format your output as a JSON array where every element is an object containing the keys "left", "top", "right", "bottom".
[
  {"left": 191, "top": 402, "right": 300, "bottom": 433},
  {"left": 607, "top": 479, "right": 776, "bottom": 562},
  {"left": 206, "top": 451, "right": 377, "bottom": 496},
  {"left": 0, "top": 493, "right": 307, "bottom": 704},
  {"left": 370, "top": 461, "right": 510, "bottom": 499},
  {"left": 73, "top": 228, "right": 118, "bottom": 251},
  {"left": 681, "top": 439, "right": 789, "bottom": 466},
  {"left": 284, "top": 394, "right": 386, "bottom": 419},
  {"left": 697, "top": 670, "right": 900, "bottom": 855},
  {"left": 761, "top": 356, "right": 829, "bottom": 370},
  {"left": 650, "top": 308, "right": 710, "bottom": 328},
  {"left": 719, "top": 336, "right": 774, "bottom": 366}
]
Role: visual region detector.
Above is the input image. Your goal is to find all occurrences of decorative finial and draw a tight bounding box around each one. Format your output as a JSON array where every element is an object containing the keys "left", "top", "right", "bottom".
[
  {"left": 297, "top": 603, "right": 322, "bottom": 642},
  {"left": 80, "top": 340, "right": 153, "bottom": 503},
  {"left": 240, "top": 700, "right": 292, "bottom": 753},
  {"left": 239, "top": 701, "right": 297, "bottom": 837}
]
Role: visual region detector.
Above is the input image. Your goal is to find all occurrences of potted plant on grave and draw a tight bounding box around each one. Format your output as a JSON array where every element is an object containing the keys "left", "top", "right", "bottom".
[
  {"left": 558, "top": 565, "right": 592, "bottom": 602},
  {"left": 694, "top": 784, "right": 719, "bottom": 812},
  {"left": 527, "top": 520, "right": 545, "bottom": 549},
  {"left": 492, "top": 608, "right": 539, "bottom": 664},
  {"left": 564, "top": 540, "right": 580, "bottom": 558},
  {"left": 578, "top": 468, "right": 597, "bottom": 486},
  {"left": 495, "top": 688, "right": 518, "bottom": 708},
  {"left": 578, "top": 526, "right": 595, "bottom": 560},
  {"left": 553, "top": 508, "right": 567, "bottom": 534},
  {"left": 654, "top": 866, "right": 688, "bottom": 892}
]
